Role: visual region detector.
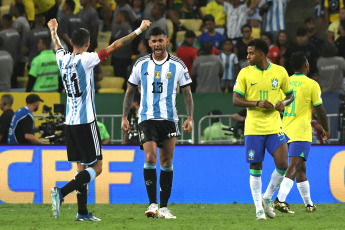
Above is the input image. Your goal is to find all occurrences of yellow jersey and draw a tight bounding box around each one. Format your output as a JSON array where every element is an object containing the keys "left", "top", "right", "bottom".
[
  {"left": 282, "top": 74, "right": 323, "bottom": 143},
  {"left": 233, "top": 63, "right": 292, "bottom": 135}
]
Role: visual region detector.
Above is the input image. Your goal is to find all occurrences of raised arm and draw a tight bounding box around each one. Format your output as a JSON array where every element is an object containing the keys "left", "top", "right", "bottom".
[
  {"left": 181, "top": 85, "right": 194, "bottom": 133},
  {"left": 121, "top": 84, "right": 137, "bottom": 132},
  {"left": 47, "top": 19, "right": 64, "bottom": 51},
  {"left": 106, "top": 20, "right": 151, "bottom": 55}
]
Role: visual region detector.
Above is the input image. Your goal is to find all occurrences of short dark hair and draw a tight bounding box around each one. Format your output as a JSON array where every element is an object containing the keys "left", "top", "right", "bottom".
[
  {"left": 321, "top": 42, "right": 338, "bottom": 57},
  {"left": 71, "top": 28, "right": 90, "bottom": 47},
  {"left": 208, "top": 109, "right": 222, "bottom": 123},
  {"left": 118, "top": 10, "right": 129, "bottom": 22},
  {"left": 65, "top": 0, "right": 76, "bottom": 12},
  {"left": 2, "top": 14, "right": 13, "bottom": 24},
  {"left": 304, "top": 17, "right": 315, "bottom": 24},
  {"left": 40, "top": 36, "right": 51, "bottom": 48},
  {"left": 1, "top": 94, "right": 14, "bottom": 106},
  {"left": 290, "top": 51, "right": 307, "bottom": 71},
  {"left": 204, "top": 14, "right": 215, "bottom": 23},
  {"left": 14, "top": 3, "right": 25, "bottom": 15},
  {"left": 296, "top": 27, "right": 307, "bottom": 36},
  {"left": 149, "top": 27, "right": 167, "bottom": 37},
  {"left": 248, "top": 39, "right": 269, "bottom": 55},
  {"left": 261, "top": 31, "right": 274, "bottom": 44},
  {"left": 241, "top": 24, "right": 252, "bottom": 33},
  {"left": 201, "top": 41, "right": 212, "bottom": 55}
]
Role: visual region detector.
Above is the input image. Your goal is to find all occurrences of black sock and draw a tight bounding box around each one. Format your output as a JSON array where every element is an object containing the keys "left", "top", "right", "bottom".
[
  {"left": 61, "top": 170, "right": 91, "bottom": 197},
  {"left": 160, "top": 170, "right": 173, "bottom": 208},
  {"left": 77, "top": 183, "right": 88, "bottom": 215},
  {"left": 144, "top": 168, "right": 157, "bottom": 204}
]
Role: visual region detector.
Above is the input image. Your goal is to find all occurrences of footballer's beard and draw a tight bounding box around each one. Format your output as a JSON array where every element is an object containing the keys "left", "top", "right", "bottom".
[{"left": 153, "top": 46, "right": 166, "bottom": 58}]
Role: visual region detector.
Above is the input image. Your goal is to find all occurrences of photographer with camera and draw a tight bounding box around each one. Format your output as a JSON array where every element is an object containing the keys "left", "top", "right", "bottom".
[{"left": 8, "top": 94, "right": 45, "bottom": 144}]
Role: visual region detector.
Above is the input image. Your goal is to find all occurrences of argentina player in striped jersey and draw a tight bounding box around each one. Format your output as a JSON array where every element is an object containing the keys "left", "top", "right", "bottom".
[
  {"left": 48, "top": 18, "right": 151, "bottom": 221},
  {"left": 121, "top": 27, "right": 194, "bottom": 219}
]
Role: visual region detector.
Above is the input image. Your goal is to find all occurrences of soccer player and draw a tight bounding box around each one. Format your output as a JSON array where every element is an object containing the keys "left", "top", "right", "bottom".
[
  {"left": 233, "top": 39, "right": 294, "bottom": 220},
  {"left": 121, "top": 27, "right": 194, "bottom": 219},
  {"left": 48, "top": 18, "right": 151, "bottom": 221},
  {"left": 273, "top": 52, "right": 330, "bottom": 213}
]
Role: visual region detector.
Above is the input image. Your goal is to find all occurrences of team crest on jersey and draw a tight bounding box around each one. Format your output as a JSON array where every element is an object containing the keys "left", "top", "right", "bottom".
[
  {"left": 166, "top": 72, "right": 172, "bottom": 79},
  {"left": 271, "top": 78, "right": 278, "bottom": 90},
  {"left": 140, "top": 131, "right": 145, "bottom": 140},
  {"left": 248, "top": 149, "right": 255, "bottom": 160},
  {"left": 154, "top": 71, "right": 161, "bottom": 79}
]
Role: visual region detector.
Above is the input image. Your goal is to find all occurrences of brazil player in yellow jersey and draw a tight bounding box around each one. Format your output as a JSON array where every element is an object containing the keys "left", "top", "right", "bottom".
[
  {"left": 273, "top": 52, "right": 330, "bottom": 213},
  {"left": 233, "top": 39, "right": 294, "bottom": 220}
]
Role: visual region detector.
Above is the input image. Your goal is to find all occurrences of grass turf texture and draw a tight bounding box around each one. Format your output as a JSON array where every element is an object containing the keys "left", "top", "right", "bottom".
[{"left": 0, "top": 203, "right": 344, "bottom": 230}]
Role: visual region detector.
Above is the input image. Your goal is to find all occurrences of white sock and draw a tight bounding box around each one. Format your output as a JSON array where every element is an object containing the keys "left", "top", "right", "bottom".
[
  {"left": 297, "top": 180, "right": 313, "bottom": 207},
  {"left": 277, "top": 177, "right": 294, "bottom": 202},
  {"left": 263, "top": 169, "right": 285, "bottom": 200},
  {"left": 250, "top": 175, "right": 263, "bottom": 212}
]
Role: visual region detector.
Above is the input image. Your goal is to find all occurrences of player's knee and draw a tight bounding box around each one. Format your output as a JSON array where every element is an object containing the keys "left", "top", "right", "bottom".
[{"left": 145, "top": 152, "right": 157, "bottom": 164}]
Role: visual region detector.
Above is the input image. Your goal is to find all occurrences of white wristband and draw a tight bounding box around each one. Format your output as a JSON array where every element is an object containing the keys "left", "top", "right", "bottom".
[{"left": 134, "top": 28, "right": 142, "bottom": 35}]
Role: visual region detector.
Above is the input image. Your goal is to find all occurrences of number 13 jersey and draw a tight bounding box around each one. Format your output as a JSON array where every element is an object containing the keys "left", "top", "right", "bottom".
[
  {"left": 56, "top": 49, "right": 102, "bottom": 125},
  {"left": 128, "top": 53, "right": 192, "bottom": 123}
]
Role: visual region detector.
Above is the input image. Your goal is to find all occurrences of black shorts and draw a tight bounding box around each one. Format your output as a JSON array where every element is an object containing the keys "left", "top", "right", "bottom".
[
  {"left": 138, "top": 120, "right": 180, "bottom": 149},
  {"left": 65, "top": 120, "right": 103, "bottom": 165}
]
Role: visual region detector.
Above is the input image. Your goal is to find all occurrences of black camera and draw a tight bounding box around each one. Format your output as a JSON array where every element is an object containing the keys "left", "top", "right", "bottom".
[{"left": 39, "top": 104, "right": 66, "bottom": 144}]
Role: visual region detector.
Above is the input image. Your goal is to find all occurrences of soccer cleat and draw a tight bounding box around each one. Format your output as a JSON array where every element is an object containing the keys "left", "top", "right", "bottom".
[
  {"left": 75, "top": 212, "right": 101, "bottom": 221},
  {"left": 157, "top": 207, "right": 176, "bottom": 219},
  {"left": 262, "top": 195, "right": 276, "bottom": 218},
  {"left": 256, "top": 209, "right": 266, "bottom": 220},
  {"left": 306, "top": 204, "right": 317, "bottom": 213},
  {"left": 51, "top": 187, "right": 64, "bottom": 219},
  {"left": 145, "top": 203, "right": 158, "bottom": 218},
  {"left": 272, "top": 198, "right": 295, "bottom": 214}
]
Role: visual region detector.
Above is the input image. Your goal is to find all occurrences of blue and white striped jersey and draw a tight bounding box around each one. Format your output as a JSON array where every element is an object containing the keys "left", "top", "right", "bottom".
[
  {"left": 259, "top": 0, "right": 288, "bottom": 32},
  {"left": 56, "top": 49, "right": 101, "bottom": 125},
  {"left": 219, "top": 53, "right": 238, "bottom": 80},
  {"left": 128, "top": 53, "right": 192, "bottom": 123}
]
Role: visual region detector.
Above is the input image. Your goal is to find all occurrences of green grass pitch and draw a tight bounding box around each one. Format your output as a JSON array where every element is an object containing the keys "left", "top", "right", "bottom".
[{"left": 0, "top": 203, "right": 344, "bottom": 230}]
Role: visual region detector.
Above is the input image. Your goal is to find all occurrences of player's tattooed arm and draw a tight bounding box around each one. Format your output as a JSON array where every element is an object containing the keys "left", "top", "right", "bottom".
[
  {"left": 181, "top": 85, "right": 194, "bottom": 133},
  {"left": 47, "top": 19, "right": 63, "bottom": 51},
  {"left": 106, "top": 20, "right": 151, "bottom": 55},
  {"left": 121, "top": 84, "right": 137, "bottom": 132}
]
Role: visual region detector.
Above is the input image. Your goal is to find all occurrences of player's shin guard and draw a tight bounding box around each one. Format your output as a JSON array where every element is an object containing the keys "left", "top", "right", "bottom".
[
  {"left": 263, "top": 168, "right": 286, "bottom": 200},
  {"left": 160, "top": 166, "right": 173, "bottom": 208},
  {"left": 250, "top": 170, "right": 263, "bottom": 212},
  {"left": 61, "top": 168, "right": 95, "bottom": 197},
  {"left": 144, "top": 163, "right": 157, "bottom": 204},
  {"left": 297, "top": 180, "right": 313, "bottom": 207},
  {"left": 277, "top": 177, "right": 294, "bottom": 202}
]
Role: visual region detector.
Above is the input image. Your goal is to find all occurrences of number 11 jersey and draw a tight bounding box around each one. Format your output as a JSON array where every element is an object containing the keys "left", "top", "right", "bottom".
[{"left": 128, "top": 53, "right": 192, "bottom": 123}]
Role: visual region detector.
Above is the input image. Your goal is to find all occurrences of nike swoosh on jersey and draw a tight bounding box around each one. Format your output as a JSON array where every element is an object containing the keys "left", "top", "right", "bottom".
[{"left": 251, "top": 83, "right": 258, "bottom": 86}]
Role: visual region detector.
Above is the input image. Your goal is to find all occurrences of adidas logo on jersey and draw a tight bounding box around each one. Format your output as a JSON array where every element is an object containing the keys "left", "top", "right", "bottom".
[{"left": 144, "top": 72, "right": 149, "bottom": 75}]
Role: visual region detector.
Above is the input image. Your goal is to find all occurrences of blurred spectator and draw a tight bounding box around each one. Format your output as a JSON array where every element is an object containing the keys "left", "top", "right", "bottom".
[
  {"left": 11, "top": 0, "right": 35, "bottom": 26},
  {"left": 259, "top": 0, "right": 288, "bottom": 38},
  {"left": 198, "top": 14, "right": 225, "bottom": 51},
  {"left": 145, "top": 2, "right": 169, "bottom": 40},
  {"left": 26, "top": 37, "right": 61, "bottom": 92},
  {"left": 177, "top": 30, "right": 198, "bottom": 92},
  {"left": 235, "top": 24, "right": 252, "bottom": 69},
  {"left": 60, "top": 0, "right": 82, "bottom": 51},
  {"left": 123, "top": 90, "right": 140, "bottom": 145},
  {"left": 173, "top": 0, "right": 201, "bottom": 19},
  {"left": 219, "top": 39, "right": 239, "bottom": 92},
  {"left": 94, "top": 0, "right": 115, "bottom": 31},
  {"left": 261, "top": 31, "right": 280, "bottom": 64},
  {"left": 113, "top": 0, "right": 138, "bottom": 25},
  {"left": 144, "top": 0, "right": 164, "bottom": 22},
  {"left": 222, "top": 0, "right": 249, "bottom": 40},
  {"left": 205, "top": 0, "right": 226, "bottom": 27},
  {"left": 0, "top": 37, "right": 14, "bottom": 92},
  {"left": 8, "top": 94, "right": 45, "bottom": 144},
  {"left": 276, "top": 30, "right": 292, "bottom": 65},
  {"left": 324, "top": 0, "right": 344, "bottom": 25},
  {"left": 34, "top": 0, "right": 59, "bottom": 23},
  {"left": 304, "top": 17, "right": 325, "bottom": 52},
  {"left": 97, "top": 121, "right": 111, "bottom": 144},
  {"left": 0, "top": 15, "right": 20, "bottom": 89},
  {"left": 78, "top": 0, "right": 99, "bottom": 52},
  {"left": 130, "top": 0, "right": 145, "bottom": 20},
  {"left": 247, "top": 0, "right": 262, "bottom": 28},
  {"left": 192, "top": 41, "right": 224, "bottom": 93},
  {"left": 12, "top": 3, "right": 30, "bottom": 88},
  {"left": 0, "top": 94, "right": 14, "bottom": 144},
  {"left": 315, "top": 0, "right": 326, "bottom": 33},
  {"left": 94, "top": 63, "right": 103, "bottom": 92},
  {"left": 22, "top": 15, "right": 50, "bottom": 67},
  {"left": 327, "top": 7, "right": 345, "bottom": 43},
  {"left": 201, "top": 109, "right": 231, "bottom": 142},
  {"left": 135, "top": 39, "right": 150, "bottom": 59},
  {"left": 335, "top": 19, "right": 345, "bottom": 59},
  {"left": 110, "top": 10, "right": 133, "bottom": 79},
  {"left": 317, "top": 42, "right": 345, "bottom": 94},
  {"left": 283, "top": 27, "right": 320, "bottom": 78},
  {"left": 231, "top": 108, "right": 246, "bottom": 138}
]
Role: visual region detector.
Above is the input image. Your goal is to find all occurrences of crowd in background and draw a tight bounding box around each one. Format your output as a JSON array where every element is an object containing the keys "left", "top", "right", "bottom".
[{"left": 0, "top": 0, "right": 344, "bottom": 96}]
